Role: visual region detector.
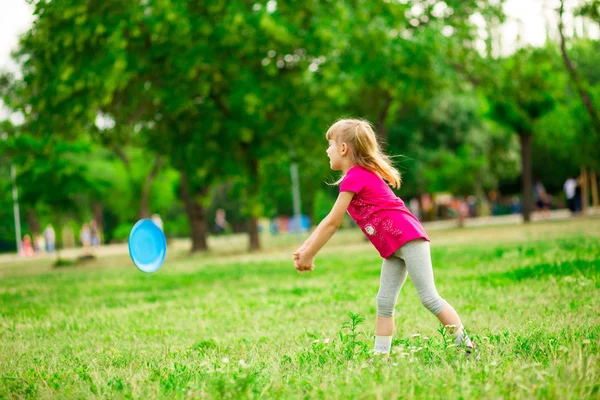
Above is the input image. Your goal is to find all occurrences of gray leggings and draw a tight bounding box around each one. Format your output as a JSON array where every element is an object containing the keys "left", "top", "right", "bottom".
[{"left": 377, "top": 239, "right": 447, "bottom": 317}]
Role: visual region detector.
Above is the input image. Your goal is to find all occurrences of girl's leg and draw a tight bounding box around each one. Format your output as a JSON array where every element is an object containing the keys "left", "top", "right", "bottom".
[
  {"left": 399, "top": 240, "right": 473, "bottom": 348},
  {"left": 374, "top": 255, "right": 408, "bottom": 354}
]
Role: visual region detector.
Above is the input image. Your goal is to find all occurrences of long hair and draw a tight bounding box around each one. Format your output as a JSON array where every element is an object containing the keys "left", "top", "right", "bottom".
[{"left": 325, "top": 118, "right": 402, "bottom": 189}]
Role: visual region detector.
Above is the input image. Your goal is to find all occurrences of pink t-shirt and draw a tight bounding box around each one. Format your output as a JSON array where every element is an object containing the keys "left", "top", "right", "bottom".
[{"left": 340, "top": 165, "right": 429, "bottom": 258}]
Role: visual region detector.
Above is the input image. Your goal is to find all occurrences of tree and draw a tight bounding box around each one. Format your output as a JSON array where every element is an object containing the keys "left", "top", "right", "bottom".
[{"left": 490, "top": 47, "right": 558, "bottom": 222}]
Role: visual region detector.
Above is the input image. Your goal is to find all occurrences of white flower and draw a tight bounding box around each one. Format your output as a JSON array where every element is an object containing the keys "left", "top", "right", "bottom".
[
  {"left": 411, "top": 333, "right": 421, "bottom": 338},
  {"left": 222, "top": 357, "right": 229, "bottom": 363},
  {"left": 323, "top": 338, "right": 330, "bottom": 344}
]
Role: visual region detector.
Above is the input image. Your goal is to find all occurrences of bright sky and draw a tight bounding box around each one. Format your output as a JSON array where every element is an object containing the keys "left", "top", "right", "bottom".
[{"left": 0, "top": 0, "right": 598, "bottom": 119}]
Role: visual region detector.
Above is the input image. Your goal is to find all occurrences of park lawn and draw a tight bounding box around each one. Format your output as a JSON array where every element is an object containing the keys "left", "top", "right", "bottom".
[{"left": 0, "top": 218, "right": 599, "bottom": 399}]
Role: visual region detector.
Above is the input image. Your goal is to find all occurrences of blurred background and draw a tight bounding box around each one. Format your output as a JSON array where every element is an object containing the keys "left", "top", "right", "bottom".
[{"left": 0, "top": 0, "right": 599, "bottom": 262}]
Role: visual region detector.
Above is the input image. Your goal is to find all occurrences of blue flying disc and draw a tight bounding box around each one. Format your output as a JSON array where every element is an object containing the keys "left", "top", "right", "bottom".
[{"left": 128, "top": 219, "right": 166, "bottom": 273}]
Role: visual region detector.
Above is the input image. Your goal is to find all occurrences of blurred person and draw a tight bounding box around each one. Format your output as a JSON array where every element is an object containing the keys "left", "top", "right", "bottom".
[
  {"left": 32, "top": 234, "right": 41, "bottom": 252},
  {"left": 563, "top": 176, "right": 577, "bottom": 213},
  {"left": 35, "top": 234, "right": 46, "bottom": 253},
  {"left": 21, "top": 234, "right": 34, "bottom": 257},
  {"left": 80, "top": 224, "right": 92, "bottom": 255},
  {"left": 510, "top": 196, "right": 522, "bottom": 214},
  {"left": 421, "top": 194, "right": 433, "bottom": 221},
  {"left": 44, "top": 224, "right": 56, "bottom": 252},
  {"left": 151, "top": 213, "right": 164, "bottom": 230},
  {"left": 214, "top": 208, "right": 229, "bottom": 235},
  {"left": 533, "top": 179, "right": 551, "bottom": 217},
  {"left": 293, "top": 118, "right": 478, "bottom": 360},
  {"left": 467, "top": 196, "right": 477, "bottom": 217},
  {"left": 90, "top": 220, "right": 100, "bottom": 247},
  {"left": 409, "top": 198, "right": 421, "bottom": 220}
]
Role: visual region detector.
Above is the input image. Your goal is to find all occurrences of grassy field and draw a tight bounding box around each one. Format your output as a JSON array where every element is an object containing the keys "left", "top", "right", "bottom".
[{"left": 1, "top": 217, "right": 599, "bottom": 399}]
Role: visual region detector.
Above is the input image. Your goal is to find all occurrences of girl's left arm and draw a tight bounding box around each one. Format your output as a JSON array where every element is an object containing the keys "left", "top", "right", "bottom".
[{"left": 294, "top": 191, "right": 354, "bottom": 265}]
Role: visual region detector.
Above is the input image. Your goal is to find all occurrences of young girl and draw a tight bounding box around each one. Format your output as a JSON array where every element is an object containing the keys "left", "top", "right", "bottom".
[{"left": 293, "top": 118, "right": 478, "bottom": 358}]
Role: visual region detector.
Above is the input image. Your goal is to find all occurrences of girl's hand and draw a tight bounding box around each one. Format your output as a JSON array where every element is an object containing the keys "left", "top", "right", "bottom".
[{"left": 293, "top": 249, "right": 315, "bottom": 273}]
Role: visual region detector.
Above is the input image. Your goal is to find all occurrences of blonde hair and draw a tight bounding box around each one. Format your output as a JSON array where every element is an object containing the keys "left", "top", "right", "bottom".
[{"left": 325, "top": 118, "right": 402, "bottom": 189}]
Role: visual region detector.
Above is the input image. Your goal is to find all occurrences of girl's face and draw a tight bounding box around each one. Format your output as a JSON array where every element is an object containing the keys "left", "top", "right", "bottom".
[{"left": 326, "top": 139, "right": 344, "bottom": 170}]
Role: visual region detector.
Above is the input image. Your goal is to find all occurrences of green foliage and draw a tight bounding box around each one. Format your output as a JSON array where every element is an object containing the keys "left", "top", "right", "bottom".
[{"left": 491, "top": 46, "right": 559, "bottom": 135}]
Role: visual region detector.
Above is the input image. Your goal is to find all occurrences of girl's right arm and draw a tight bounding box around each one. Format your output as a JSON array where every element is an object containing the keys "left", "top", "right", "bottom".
[
  {"left": 297, "top": 197, "right": 348, "bottom": 252},
  {"left": 293, "top": 191, "right": 354, "bottom": 267},
  {"left": 297, "top": 224, "right": 322, "bottom": 252}
]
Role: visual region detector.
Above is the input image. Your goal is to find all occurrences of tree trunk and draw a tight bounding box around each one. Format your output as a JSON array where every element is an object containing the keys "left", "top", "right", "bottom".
[
  {"left": 520, "top": 133, "right": 533, "bottom": 223},
  {"left": 558, "top": 1, "right": 600, "bottom": 136},
  {"left": 27, "top": 208, "right": 40, "bottom": 236},
  {"left": 475, "top": 178, "right": 491, "bottom": 217},
  {"left": 140, "top": 156, "right": 163, "bottom": 219},
  {"left": 180, "top": 170, "right": 209, "bottom": 252},
  {"left": 375, "top": 93, "right": 393, "bottom": 146},
  {"left": 247, "top": 157, "right": 261, "bottom": 252},
  {"left": 590, "top": 170, "right": 599, "bottom": 208},
  {"left": 54, "top": 209, "right": 63, "bottom": 262},
  {"left": 581, "top": 166, "right": 589, "bottom": 214},
  {"left": 247, "top": 217, "right": 260, "bottom": 252},
  {"left": 93, "top": 202, "right": 104, "bottom": 244}
]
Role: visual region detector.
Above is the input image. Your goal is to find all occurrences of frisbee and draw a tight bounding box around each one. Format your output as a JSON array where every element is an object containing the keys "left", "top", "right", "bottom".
[{"left": 128, "top": 219, "right": 166, "bottom": 273}]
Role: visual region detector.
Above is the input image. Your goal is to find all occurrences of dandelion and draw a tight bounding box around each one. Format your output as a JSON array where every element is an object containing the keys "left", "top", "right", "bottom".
[
  {"left": 238, "top": 359, "right": 249, "bottom": 368},
  {"left": 222, "top": 357, "right": 230, "bottom": 363}
]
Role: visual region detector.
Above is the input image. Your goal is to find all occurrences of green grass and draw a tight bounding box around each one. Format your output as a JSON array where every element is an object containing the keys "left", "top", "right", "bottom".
[{"left": 1, "top": 218, "right": 599, "bottom": 399}]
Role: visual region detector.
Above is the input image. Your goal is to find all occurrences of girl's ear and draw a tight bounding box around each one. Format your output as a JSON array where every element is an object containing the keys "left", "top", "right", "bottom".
[{"left": 341, "top": 142, "right": 348, "bottom": 156}]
